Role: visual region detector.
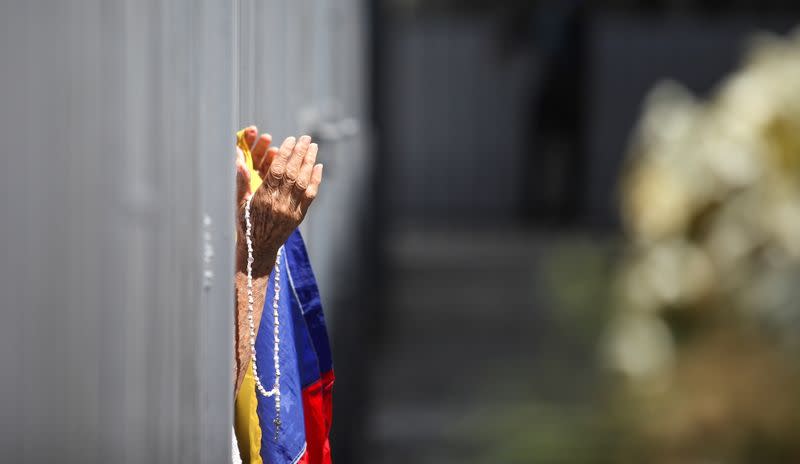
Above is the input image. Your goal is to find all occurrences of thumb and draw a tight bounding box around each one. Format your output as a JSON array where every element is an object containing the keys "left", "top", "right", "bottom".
[{"left": 236, "top": 148, "right": 252, "bottom": 204}]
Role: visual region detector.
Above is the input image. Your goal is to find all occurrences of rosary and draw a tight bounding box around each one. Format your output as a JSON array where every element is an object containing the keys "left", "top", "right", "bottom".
[{"left": 244, "top": 196, "right": 283, "bottom": 434}]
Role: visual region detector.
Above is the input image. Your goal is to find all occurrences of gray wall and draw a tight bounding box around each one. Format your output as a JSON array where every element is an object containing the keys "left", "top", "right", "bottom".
[
  {"left": 237, "top": 0, "right": 371, "bottom": 330},
  {"left": 383, "top": 17, "right": 530, "bottom": 225},
  {"left": 0, "top": 1, "right": 230, "bottom": 462},
  {"left": 0, "top": 1, "right": 368, "bottom": 462}
]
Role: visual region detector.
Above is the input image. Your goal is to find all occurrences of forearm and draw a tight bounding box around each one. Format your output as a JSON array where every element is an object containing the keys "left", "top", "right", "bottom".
[
  {"left": 232, "top": 209, "right": 280, "bottom": 396},
  {"left": 233, "top": 220, "right": 279, "bottom": 390},
  {"left": 231, "top": 132, "right": 323, "bottom": 395},
  {"left": 233, "top": 267, "right": 269, "bottom": 396},
  {"left": 235, "top": 240, "right": 277, "bottom": 279}
]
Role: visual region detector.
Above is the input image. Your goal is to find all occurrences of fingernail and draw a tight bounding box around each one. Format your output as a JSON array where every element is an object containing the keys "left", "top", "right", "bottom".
[
  {"left": 286, "top": 136, "right": 296, "bottom": 144},
  {"left": 310, "top": 143, "right": 318, "bottom": 149},
  {"left": 264, "top": 133, "right": 272, "bottom": 140},
  {"left": 301, "top": 135, "right": 312, "bottom": 143}
]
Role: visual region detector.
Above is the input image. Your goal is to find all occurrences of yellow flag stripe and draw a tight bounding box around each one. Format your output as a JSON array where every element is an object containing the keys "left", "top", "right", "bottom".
[{"left": 237, "top": 128, "right": 265, "bottom": 193}]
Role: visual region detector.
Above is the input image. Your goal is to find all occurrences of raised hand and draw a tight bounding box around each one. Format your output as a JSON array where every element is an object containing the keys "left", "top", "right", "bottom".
[
  {"left": 236, "top": 134, "right": 323, "bottom": 277},
  {"left": 233, "top": 130, "right": 324, "bottom": 395}
]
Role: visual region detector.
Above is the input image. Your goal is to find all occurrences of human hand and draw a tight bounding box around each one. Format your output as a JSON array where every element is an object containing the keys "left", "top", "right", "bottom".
[
  {"left": 235, "top": 126, "right": 280, "bottom": 208},
  {"left": 236, "top": 134, "right": 323, "bottom": 276}
]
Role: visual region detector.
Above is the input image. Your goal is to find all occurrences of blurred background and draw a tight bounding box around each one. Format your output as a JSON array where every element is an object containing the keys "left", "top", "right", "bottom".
[
  {"left": 346, "top": 1, "right": 800, "bottom": 463},
  {"left": 3, "top": 1, "right": 800, "bottom": 463}
]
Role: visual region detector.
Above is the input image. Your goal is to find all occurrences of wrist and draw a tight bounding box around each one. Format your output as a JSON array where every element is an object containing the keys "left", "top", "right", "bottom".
[{"left": 236, "top": 242, "right": 278, "bottom": 278}]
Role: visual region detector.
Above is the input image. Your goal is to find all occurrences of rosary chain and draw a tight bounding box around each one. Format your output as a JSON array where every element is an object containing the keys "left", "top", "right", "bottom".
[{"left": 244, "top": 197, "right": 282, "bottom": 433}]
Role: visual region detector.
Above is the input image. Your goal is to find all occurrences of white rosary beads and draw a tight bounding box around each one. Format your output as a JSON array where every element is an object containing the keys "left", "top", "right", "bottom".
[{"left": 244, "top": 197, "right": 282, "bottom": 430}]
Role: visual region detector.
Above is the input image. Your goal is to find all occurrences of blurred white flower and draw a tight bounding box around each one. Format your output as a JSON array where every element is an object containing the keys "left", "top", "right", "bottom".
[
  {"left": 623, "top": 161, "right": 694, "bottom": 243},
  {"left": 607, "top": 314, "right": 675, "bottom": 388},
  {"left": 614, "top": 26, "right": 800, "bottom": 387}
]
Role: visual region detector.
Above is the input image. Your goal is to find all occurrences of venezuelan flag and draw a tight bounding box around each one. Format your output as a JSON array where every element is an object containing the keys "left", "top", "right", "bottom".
[{"left": 234, "top": 130, "right": 335, "bottom": 464}]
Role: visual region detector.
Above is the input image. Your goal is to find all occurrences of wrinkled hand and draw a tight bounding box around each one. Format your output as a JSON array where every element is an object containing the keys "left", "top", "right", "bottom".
[{"left": 236, "top": 132, "right": 323, "bottom": 276}]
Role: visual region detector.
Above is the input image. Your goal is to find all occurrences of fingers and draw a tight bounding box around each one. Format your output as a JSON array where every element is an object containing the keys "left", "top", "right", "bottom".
[
  {"left": 258, "top": 147, "right": 279, "bottom": 178},
  {"left": 285, "top": 135, "right": 312, "bottom": 185},
  {"left": 251, "top": 133, "right": 272, "bottom": 174},
  {"left": 295, "top": 142, "right": 318, "bottom": 191},
  {"left": 263, "top": 136, "right": 322, "bottom": 209},
  {"left": 235, "top": 148, "right": 250, "bottom": 179},
  {"left": 243, "top": 126, "right": 258, "bottom": 150},
  {"left": 303, "top": 164, "right": 324, "bottom": 207},
  {"left": 295, "top": 143, "right": 318, "bottom": 191},
  {"left": 267, "top": 136, "right": 297, "bottom": 187},
  {"left": 235, "top": 147, "right": 252, "bottom": 204}
]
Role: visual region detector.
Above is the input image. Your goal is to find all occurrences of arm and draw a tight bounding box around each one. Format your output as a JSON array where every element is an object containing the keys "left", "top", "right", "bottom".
[{"left": 233, "top": 130, "right": 324, "bottom": 396}]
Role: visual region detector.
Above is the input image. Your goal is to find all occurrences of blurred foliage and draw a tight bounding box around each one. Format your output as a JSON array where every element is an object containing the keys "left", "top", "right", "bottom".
[
  {"left": 609, "top": 28, "right": 800, "bottom": 463},
  {"left": 473, "top": 403, "right": 622, "bottom": 464},
  {"left": 542, "top": 239, "right": 619, "bottom": 346},
  {"left": 474, "top": 25, "right": 800, "bottom": 464},
  {"left": 458, "top": 237, "right": 625, "bottom": 464}
]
